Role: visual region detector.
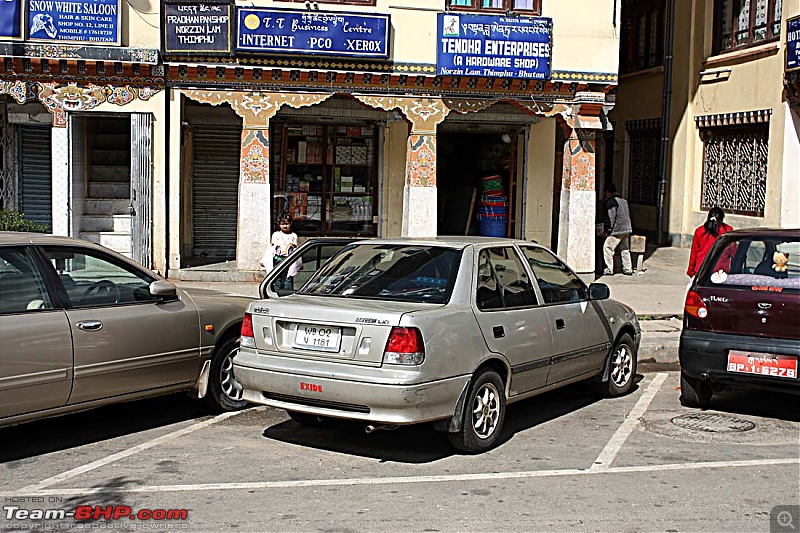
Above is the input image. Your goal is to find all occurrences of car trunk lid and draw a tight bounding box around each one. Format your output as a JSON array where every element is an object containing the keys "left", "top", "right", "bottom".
[{"left": 248, "top": 296, "right": 441, "bottom": 365}]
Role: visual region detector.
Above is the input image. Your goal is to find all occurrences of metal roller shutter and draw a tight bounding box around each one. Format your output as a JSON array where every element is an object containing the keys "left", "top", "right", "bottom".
[
  {"left": 20, "top": 126, "right": 52, "bottom": 230},
  {"left": 191, "top": 124, "right": 240, "bottom": 260}
]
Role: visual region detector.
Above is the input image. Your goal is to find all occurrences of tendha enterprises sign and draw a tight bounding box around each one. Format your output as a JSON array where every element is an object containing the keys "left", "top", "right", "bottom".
[{"left": 437, "top": 13, "right": 552, "bottom": 80}]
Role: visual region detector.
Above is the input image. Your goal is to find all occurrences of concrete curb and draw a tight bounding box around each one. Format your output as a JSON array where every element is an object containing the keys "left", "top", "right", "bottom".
[{"left": 638, "top": 319, "right": 682, "bottom": 364}]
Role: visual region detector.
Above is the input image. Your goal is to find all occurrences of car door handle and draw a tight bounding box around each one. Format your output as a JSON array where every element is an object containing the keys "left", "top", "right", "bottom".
[
  {"left": 493, "top": 326, "right": 505, "bottom": 338},
  {"left": 555, "top": 318, "right": 565, "bottom": 330},
  {"left": 77, "top": 320, "right": 103, "bottom": 331}
]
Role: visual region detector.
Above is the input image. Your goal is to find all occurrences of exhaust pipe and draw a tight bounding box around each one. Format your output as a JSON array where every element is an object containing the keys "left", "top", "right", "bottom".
[
  {"left": 700, "top": 372, "right": 710, "bottom": 380},
  {"left": 365, "top": 424, "right": 398, "bottom": 434}
]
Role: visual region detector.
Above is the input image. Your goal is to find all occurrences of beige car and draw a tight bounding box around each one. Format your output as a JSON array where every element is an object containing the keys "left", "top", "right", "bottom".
[{"left": 0, "top": 232, "right": 252, "bottom": 428}]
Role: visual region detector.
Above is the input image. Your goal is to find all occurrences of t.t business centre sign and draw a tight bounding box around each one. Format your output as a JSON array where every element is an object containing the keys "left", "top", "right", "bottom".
[
  {"left": 437, "top": 13, "right": 552, "bottom": 80},
  {"left": 236, "top": 8, "right": 390, "bottom": 59}
]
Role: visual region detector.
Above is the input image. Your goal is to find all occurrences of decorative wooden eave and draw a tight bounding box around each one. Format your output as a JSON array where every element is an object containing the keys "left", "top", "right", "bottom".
[
  {"left": 166, "top": 63, "right": 615, "bottom": 105},
  {"left": 0, "top": 44, "right": 164, "bottom": 86}
]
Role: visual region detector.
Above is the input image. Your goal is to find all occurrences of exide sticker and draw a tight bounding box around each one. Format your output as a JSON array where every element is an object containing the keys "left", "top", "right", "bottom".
[
  {"left": 300, "top": 382, "right": 323, "bottom": 392},
  {"left": 751, "top": 286, "right": 783, "bottom": 292}
]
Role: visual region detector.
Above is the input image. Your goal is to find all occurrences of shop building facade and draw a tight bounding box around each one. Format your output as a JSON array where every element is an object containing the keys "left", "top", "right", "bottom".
[
  {"left": 166, "top": 0, "right": 620, "bottom": 279},
  {"left": 611, "top": 0, "right": 800, "bottom": 246},
  {"left": 0, "top": 0, "right": 165, "bottom": 268},
  {"left": 3, "top": 0, "right": 622, "bottom": 277}
]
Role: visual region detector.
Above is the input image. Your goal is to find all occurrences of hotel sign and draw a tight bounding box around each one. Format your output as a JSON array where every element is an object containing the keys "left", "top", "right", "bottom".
[
  {"left": 236, "top": 7, "right": 390, "bottom": 59},
  {"left": 437, "top": 13, "right": 552, "bottom": 80},
  {"left": 788, "top": 15, "right": 800, "bottom": 72}
]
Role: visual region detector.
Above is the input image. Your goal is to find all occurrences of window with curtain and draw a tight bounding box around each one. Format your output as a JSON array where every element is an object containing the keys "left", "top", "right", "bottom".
[
  {"left": 700, "top": 124, "right": 768, "bottom": 216},
  {"left": 713, "top": 0, "right": 781, "bottom": 54},
  {"left": 447, "top": 0, "right": 541, "bottom": 14},
  {"left": 626, "top": 124, "right": 661, "bottom": 205}
]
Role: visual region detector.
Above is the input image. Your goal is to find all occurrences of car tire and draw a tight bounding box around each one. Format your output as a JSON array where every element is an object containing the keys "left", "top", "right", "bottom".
[
  {"left": 287, "top": 410, "right": 331, "bottom": 427},
  {"left": 597, "top": 333, "right": 637, "bottom": 397},
  {"left": 680, "top": 371, "right": 712, "bottom": 408},
  {"left": 205, "top": 336, "right": 249, "bottom": 412},
  {"left": 447, "top": 369, "right": 506, "bottom": 454}
]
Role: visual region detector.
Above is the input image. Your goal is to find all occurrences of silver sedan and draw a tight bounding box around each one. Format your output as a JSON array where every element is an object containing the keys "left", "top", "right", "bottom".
[
  {"left": 0, "top": 232, "right": 252, "bottom": 428},
  {"left": 234, "top": 237, "right": 640, "bottom": 453}
]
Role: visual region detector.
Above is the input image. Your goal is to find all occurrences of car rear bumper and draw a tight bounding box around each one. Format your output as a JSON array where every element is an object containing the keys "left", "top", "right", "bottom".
[
  {"left": 233, "top": 351, "right": 469, "bottom": 425},
  {"left": 679, "top": 329, "right": 800, "bottom": 394}
]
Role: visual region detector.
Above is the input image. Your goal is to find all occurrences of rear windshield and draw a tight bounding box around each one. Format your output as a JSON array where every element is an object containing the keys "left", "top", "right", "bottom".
[
  {"left": 299, "top": 244, "right": 462, "bottom": 304},
  {"left": 698, "top": 235, "right": 800, "bottom": 293}
]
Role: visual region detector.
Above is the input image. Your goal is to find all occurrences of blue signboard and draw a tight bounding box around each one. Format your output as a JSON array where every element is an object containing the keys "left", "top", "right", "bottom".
[
  {"left": 164, "top": 2, "right": 232, "bottom": 55},
  {"left": 788, "top": 16, "right": 800, "bottom": 72},
  {"left": 1, "top": 0, "right": 24, "bottom": 39},
  {"left": 236, "top": 8, "right": 390, "bottom": 59},
  {"left": 437, "top": 13, "right": 552, "bottom": 80},
  {"left": 28, "top": 0, "right": 121, "bottom": 44}
]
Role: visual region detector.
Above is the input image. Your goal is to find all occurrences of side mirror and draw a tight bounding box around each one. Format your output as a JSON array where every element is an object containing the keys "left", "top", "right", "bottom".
[
  {"left": 588, "top": 282, "right": 610, "bottom": 300},
  {"left": 150, "top": 280, "right": 178, "bottom": 300}
]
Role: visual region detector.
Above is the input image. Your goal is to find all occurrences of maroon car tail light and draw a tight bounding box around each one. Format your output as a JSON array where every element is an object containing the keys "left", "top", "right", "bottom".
[
  {"left": 241, "top": 313, "right": 255, "bottom": 349},
  {"left": 383, "top": 327, "right": 425, "bottom": 365},
  {"left": 685, "top": 291, "right": 708, "bottom": 319}
]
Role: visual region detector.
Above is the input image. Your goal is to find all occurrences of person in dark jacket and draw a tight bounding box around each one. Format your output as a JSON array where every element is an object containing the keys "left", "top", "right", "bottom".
[{"left": 602, "top": 182, "right": 633, "bottom": 276}]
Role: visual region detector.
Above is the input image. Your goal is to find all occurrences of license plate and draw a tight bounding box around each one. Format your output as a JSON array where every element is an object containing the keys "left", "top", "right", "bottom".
[
  {"left": 293, "top": 324, "right": 341, "bottom": 352},
  {"left": 727, "top": 350, "right": 798, "bottom": 379}
]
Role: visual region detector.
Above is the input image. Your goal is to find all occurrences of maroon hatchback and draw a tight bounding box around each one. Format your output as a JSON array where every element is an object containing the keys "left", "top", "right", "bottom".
[{"left": 679, "top": 228, "right": 800, "bottom": 407}]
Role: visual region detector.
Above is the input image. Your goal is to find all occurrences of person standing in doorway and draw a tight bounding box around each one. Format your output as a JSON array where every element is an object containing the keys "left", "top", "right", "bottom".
[
  {"left": 602, "top": 182, "right": 633, "bottom": 276},
  {"left": 260, "top": 212, "right": 298, "bottom": 290},
  {"left": 687, "top": 207, "right": 732, "bottom": 278}
]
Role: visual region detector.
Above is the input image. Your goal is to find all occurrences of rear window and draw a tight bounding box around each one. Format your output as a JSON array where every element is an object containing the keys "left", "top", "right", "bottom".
[
  {"left": 299, "top": 244, "right": 462, "bottom": 304},
  {"left": 698, "top": 235, "right": 800, "bottom": 293}
]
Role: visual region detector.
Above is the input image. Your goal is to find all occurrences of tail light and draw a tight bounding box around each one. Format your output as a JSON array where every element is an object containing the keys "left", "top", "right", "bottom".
[
  {"left": 383, "top": 327, "right": 425, "bottom": 365},
  {"left": 241, "top": 313, "right": 255, "bottom": 348},
  {"left": 685, "top": 291, "right": 708, "bottom": 319}
]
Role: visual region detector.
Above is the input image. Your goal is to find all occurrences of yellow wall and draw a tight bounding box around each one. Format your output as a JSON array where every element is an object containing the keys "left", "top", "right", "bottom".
[
  {"left": 523, "top": 118, "right": 555, "bottom": 244},
  {"left": 242, "top": 0, "right": 619, "bottom": 74},
  {"left": 123, "top": 0, "right": 160, "bottom": 48}
]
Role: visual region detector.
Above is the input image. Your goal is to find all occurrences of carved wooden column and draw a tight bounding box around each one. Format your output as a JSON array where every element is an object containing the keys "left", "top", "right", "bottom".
[
  {"left": 354, "top": 96, "right": 449, "bottom": 237},
  {"left": 557, "top": 127, "right": 598, "bottom": 276},
  {"left": 183, "top": 91, "right": 332, "bottom": 270}
]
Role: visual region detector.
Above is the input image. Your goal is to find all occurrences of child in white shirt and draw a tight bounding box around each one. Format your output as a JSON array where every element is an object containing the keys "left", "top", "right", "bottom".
[{"left": 260, "top": 213, "right": 298, "bottom": 290}]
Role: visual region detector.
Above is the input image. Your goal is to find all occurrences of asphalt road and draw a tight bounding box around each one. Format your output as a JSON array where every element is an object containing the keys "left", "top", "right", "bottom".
[{"left": 1, "top": 371, "right": 798, "bottom": 532}]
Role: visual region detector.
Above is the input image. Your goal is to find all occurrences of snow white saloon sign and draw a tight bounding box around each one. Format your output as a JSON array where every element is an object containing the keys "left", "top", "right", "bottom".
[{"left": 28, "top": 0, "right": 121, "bottom": 44}]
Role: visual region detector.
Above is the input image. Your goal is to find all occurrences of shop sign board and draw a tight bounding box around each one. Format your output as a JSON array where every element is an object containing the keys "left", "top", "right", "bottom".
[
  {"left": 788, "top": 15, "right": 800, "bottom": 72},
  {"left": 1, "top": 0, "right": 24, "bottom": 39},
  {"left": 437, "top": 13, "right": 552, "bottom": 80},
  {"left": 164, "top": 1, "right": 232, "bottom": 55},
  {"left": 27, "top": 0, "right": 121, "bottom": 44},
  {"left": 236, "top": 7, "right": 390, "bottom": 59}
]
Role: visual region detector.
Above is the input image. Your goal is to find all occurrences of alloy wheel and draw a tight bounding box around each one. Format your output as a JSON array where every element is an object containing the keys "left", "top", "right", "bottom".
[
  {"left": 610, "top": 344, "right": 632, "bottom": 388},
  {"left": 471, "top": 382, "right": 501, "bottom": 439},
  {"left": 220, "top": 347, "right": 244, "bottom": 401}
]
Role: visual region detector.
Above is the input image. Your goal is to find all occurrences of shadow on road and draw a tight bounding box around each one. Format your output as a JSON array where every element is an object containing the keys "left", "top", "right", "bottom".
[
  {"left": 696, "top": 387, "right": 800, "bottom": 423},
  {"left": 262, "top": 378, "right": 642, "bottom": 462},
  {"left": 0, "top": 394, "right": 216, "bottom": 463}
]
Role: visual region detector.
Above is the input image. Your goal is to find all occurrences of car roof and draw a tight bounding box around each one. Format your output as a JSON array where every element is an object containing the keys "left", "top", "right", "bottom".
[
  {"left": 349, "top": 236, "right": 537, "bottom": 249},
  {"left": 0, "top": 232, "right": 104, "bottom": 247},
  {"left": 721, "top": 228, "right": 800, "bottom": 238}
]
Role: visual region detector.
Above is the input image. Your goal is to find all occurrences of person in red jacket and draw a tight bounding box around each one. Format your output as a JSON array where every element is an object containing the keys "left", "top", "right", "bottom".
[{"left": 687, "top": 207, "right": 733, "bottom": 277}]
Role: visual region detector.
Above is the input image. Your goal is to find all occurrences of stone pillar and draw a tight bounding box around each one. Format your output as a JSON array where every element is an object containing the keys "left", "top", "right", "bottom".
[
  {"left": 557, "top": 128, "right": 597, "bottom": 277},
  {"left": 403, "top": 133, "right": 438, "bottom": 237},
  {"left": 352, "top": 96, "right": 449, "bottom": 238},
  {"left": 51, "top": 125, "right": 70, "bottom": 236}
]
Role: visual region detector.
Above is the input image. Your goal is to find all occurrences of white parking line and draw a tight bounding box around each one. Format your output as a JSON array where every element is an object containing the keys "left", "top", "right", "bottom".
[
  {"left": 8, "top": 457, "right": 798, "bottom": 497},
  {"left": 20, "top": 409, "right": 251, "bottom": 493},
  {"left": 590, "top": 372, "right": 668, "bottom": 471}
]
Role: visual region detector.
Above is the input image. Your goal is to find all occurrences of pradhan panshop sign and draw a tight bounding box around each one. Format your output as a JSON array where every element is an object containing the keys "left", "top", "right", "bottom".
[{"left": 437, "top": 12, "right": 552, "bottom": 80}]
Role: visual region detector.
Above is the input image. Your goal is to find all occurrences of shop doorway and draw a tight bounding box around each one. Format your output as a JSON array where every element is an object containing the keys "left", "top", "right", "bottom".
[{"left": 437, "top": 129, "right": 522, "bottom": 237}]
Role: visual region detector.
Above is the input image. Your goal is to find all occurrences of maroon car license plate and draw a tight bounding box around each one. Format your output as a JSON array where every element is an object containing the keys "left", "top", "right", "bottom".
[{"left": 727, "top": 351, "right": 798, "bottom": 379}]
